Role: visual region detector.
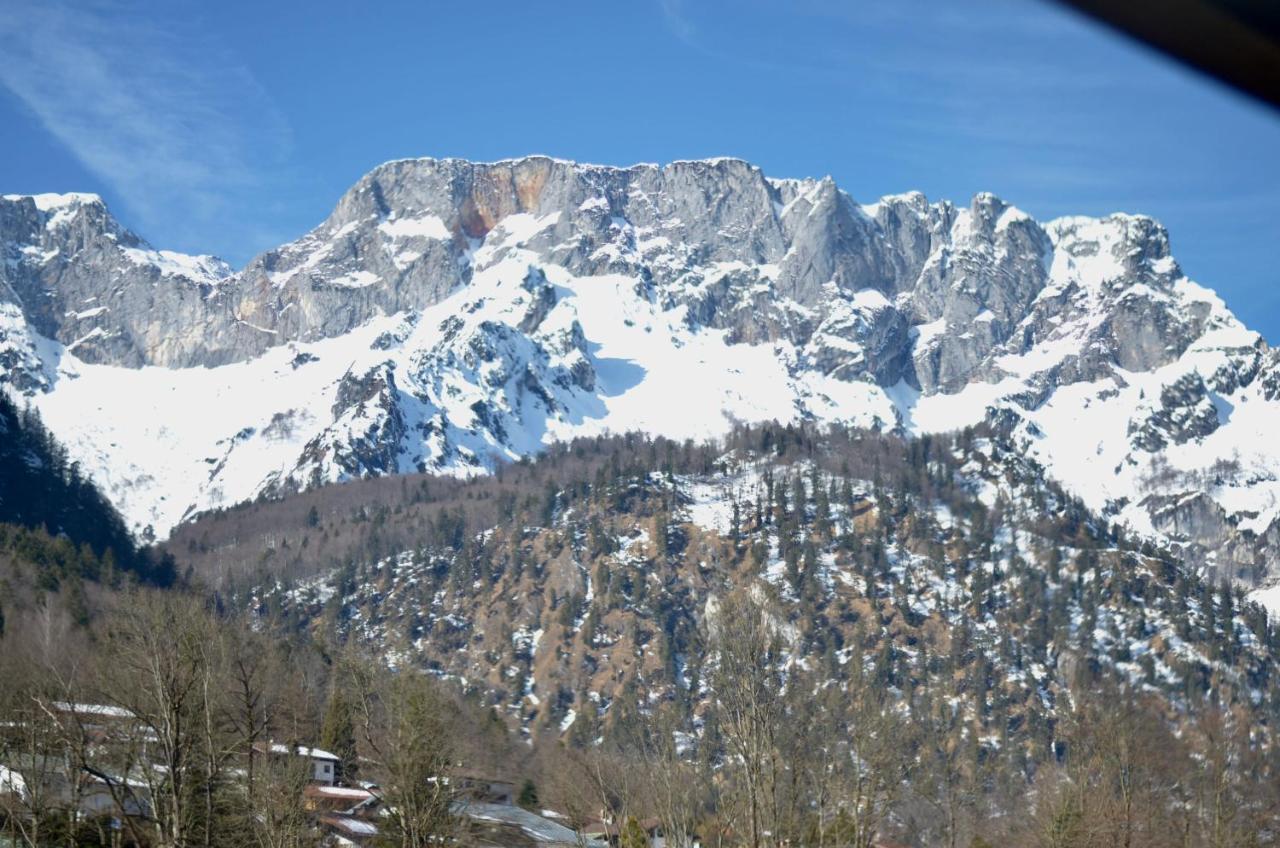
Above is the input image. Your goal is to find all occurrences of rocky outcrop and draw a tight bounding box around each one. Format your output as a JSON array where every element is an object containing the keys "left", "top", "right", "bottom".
[{"left": 1128, "top": 373, "right": 1221, "bottom": 452}]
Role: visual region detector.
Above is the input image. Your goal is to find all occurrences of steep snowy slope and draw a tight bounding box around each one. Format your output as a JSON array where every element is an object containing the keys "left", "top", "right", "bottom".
[{"left": 0, "top": 157, "right": 1275, "bottom": 599}]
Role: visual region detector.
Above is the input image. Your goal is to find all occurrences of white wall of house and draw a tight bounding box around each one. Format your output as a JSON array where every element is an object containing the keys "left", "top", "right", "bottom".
[{"left": 312, "top": 756, "right": 335, "bottom": 785}]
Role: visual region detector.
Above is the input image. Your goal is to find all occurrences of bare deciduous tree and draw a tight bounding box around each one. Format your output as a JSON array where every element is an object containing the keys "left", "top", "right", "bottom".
[
  {"left": 248, "top": 751, "right": 316, "bottom": 848},
  {"left": 349, "top": 662, "right": 454, "bottom": 848},
  {"left": 708, "top": 589, "right": 787, "bottom": 848},
  {"left": 90, "top": 591, "right": 219, "bottom": 848}
]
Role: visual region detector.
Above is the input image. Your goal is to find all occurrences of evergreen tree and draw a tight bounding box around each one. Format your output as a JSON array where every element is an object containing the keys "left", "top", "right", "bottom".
[
  {"left": 320, "top": 687, "right": 360, "bottom": 783},
  {"left": 518, "top": 778, "right": 539, "bottom": 810}
]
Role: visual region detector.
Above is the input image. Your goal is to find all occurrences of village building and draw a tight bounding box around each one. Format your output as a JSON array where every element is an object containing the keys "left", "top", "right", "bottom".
[
  {"left": 318, "top": 812, "right": 379, "bottom": 846},
  {"left": 5, "top": 710, "right": 608, "bottom": 848},
  {"left": 48, "top": 701, "right": 145, "bottom": 747},
  {"left": 254, "top": 741, "right": 341, "bottom": 785},
  {"left": 49, "top": 702, "right": 136, "bottom": 725}
]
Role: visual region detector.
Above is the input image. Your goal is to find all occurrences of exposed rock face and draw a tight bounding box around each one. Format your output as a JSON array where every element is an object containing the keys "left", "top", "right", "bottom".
[
  {"left": 298, "top": 361, "right": 411, "bottom": 484},
  {"left": 0, "top": 161, "right": 1119, "bottom": 383},
  {"left": 0, "top": 192, "right": 237, "bottom": 369},
  {"left": 1, "top": 158, "right": 1277, "bottom": 599},
  {"left": 1, "top": 161, "right": 1218, "bottom": 393}
]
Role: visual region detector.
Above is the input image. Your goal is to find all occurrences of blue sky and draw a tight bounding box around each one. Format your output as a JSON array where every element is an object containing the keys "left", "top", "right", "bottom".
[{"left": 2, "top": 0, "right": 1278, "bottom": 341}]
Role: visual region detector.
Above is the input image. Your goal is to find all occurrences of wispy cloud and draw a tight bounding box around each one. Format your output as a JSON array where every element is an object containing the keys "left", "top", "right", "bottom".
[
  {"left": 0, "top": 0, "right": 290, "bottom": 254},
  {"left": 659, "top": 0, "right": 697, "bottom": 44}
]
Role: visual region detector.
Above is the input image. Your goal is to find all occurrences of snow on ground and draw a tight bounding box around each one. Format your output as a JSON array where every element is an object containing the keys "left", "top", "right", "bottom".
[
  {"left": 377, "top": 213, "right": 450, "bottom": 240},
  {"left": 20, "top": 216, "right": 906, "bottom": 538},
  {"left": 680, "top": 465, "right": 768, "bottom": 535},
  {"left": 1013, "top": 351, "right": 1276, "bottom": 534},
  {"left": 1249, "top": 583, "right": 1280, "bottom": 621},
  {"left": 121, "top": 247, "right": 233, "bottom": 284},
  {"left": 329, "top": 270, "right": 381, "bottom": 288},
  {"left": 27, "top": 316, "right": 402, "bottom": 537},
  {"left": 910, "top": 317, "right": 948, "bottom": 350},
  {"left": 3, "top": 192, "right": 104, "bottom": 231}
]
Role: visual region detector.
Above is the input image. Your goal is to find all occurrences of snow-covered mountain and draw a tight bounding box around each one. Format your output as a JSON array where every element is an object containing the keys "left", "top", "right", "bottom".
[{"left": 1, "top": 157, "right": 1276, "bottom": 597}]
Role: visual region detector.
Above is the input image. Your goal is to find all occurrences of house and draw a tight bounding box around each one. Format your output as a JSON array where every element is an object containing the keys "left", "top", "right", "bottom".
[
  {"left": 47, "top": 701, "right": 146, "bottom": 748},
  {"left": 254, "top": 741, "right": 341, "bottom": 785},
  {"left": 309, "top": 785, "right": 381, "bottom": 845},
  {"left": 39, "top": 701, "right": 169, "bottom": 762},
  {"left": 71, "top": 772, "right": 151, "bottom": 819},
  {"left": 50, "top": 702, "right": 136, "bottom": 725}
]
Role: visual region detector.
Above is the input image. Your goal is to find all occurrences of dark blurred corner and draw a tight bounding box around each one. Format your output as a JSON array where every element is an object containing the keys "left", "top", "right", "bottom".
[{"left": 1058, "top": 0, "right": 1280, "bottom": 110}]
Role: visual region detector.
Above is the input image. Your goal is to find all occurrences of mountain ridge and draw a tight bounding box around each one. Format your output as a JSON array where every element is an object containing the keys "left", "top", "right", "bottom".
[{"left": 1, "top": 155, "right": 1277, "bottom": 607}]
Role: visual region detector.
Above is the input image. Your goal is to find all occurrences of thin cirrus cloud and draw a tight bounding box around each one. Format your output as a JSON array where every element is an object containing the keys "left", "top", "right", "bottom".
[
  {"left": 0, "top": 0, "right": 290, "bottom": 256},
  {"left": 658, "top": 0, "right": 697, "bottom": 44}
]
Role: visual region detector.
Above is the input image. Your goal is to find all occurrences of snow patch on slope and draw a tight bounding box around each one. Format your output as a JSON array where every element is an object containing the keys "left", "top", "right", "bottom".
[{"left": 378, "top": 214, "right": 450, "bottom": 241}]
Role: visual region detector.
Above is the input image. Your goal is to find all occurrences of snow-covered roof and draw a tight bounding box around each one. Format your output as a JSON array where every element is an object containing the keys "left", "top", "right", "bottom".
[
  {"left": 268, "top": 742, "right": 339, "bottom": 761},
  {"left": 307, "top": 785, "right": 374, "bottom": 800},
  {"left": 321, "top": 814, "right": 378, "bottom": 836},
  {"left": 52, "top": 701, "right": 134, "bottom": 719},
  {"left": 0, "top": 764, "right": 29, "bottom": 799}
]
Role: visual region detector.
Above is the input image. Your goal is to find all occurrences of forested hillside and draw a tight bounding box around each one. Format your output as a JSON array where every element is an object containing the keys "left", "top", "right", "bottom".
[
  {"left": 0, "top": 392, "right": 140, "bottom": 565},
  {"left": 169, "top": 422, "right": 1280, "bottom": 845},
  {"left": 0, "top": 393, "right": 177, "bottom": 639}
]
